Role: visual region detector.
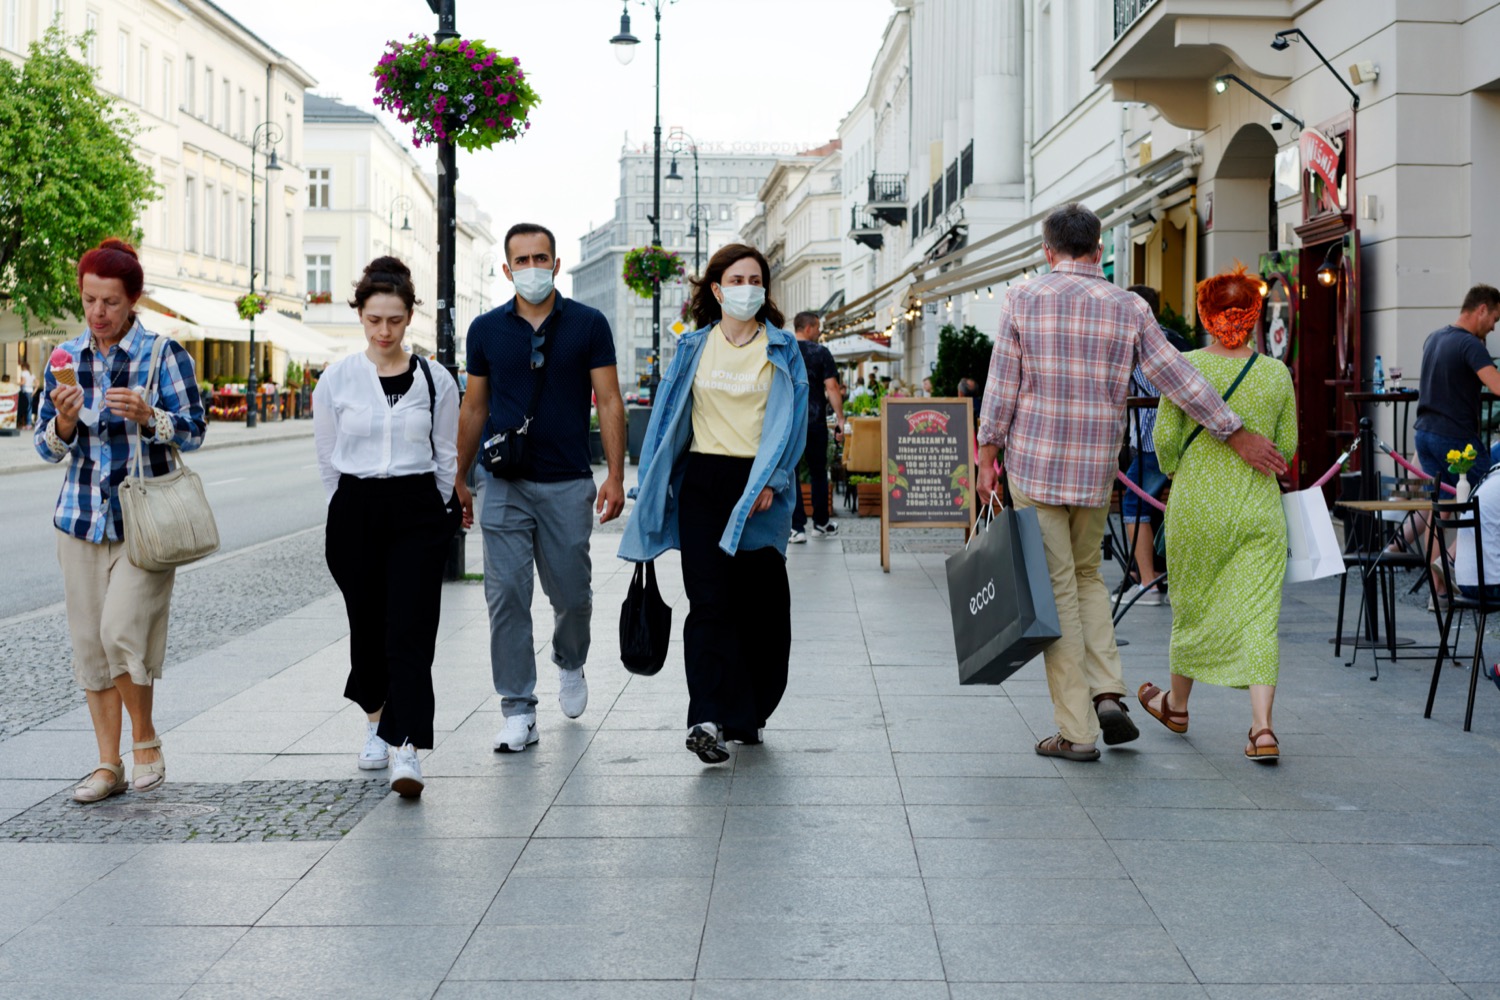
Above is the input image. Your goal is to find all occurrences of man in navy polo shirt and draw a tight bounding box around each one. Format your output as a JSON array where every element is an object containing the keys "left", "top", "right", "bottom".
[{"left": 456, "top": 223, "right": 627, "bottom": 752}]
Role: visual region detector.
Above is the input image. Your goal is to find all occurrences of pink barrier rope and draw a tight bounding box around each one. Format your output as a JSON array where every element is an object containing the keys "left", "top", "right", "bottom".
[
  {"left": 1114, "top": 469, "right": 1168, "bottom": 512},
  {"left": 1381, "top": 442, "right": 1458, "bottom": 495}
]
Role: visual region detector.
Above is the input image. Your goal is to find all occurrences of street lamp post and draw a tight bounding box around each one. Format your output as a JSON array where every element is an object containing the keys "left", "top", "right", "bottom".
[
  {"left": 388, "top": 194, "right": 414, "bottom": 251},
  {"left": 610, "top": 0, "right": 676, "bottom": 398},
  {"left": 666, "top": 128, "right": 701, "bottom": 277},
  {"left": 247, "top": 120, "right": 283, "bottom": 429}
]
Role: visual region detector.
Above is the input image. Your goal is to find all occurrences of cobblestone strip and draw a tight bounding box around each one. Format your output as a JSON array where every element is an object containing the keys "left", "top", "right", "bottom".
[{"left": 0, "top": 779, "right": 391, "bottom": 843}]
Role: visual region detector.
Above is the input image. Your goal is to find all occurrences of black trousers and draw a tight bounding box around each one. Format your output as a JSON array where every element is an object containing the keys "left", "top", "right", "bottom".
[
  {"left": 791, "top": 421, "right": 830, "bottom": 531},
  {"left": 325, "top": 473, "right": 456, "bottom": 749},
  {"left": 679, "top": 453, "right": 792, "bottom": 734}
]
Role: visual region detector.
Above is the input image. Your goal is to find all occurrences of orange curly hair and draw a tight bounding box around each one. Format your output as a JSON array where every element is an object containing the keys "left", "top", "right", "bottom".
[{"left": 1196, "top": 262, "right": 1263, "bottom": 349}]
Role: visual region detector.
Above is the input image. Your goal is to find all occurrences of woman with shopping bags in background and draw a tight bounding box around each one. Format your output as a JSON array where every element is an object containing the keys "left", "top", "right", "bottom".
[{"left": 1137, "top": 264, "right": 1298, "bottom": 761}]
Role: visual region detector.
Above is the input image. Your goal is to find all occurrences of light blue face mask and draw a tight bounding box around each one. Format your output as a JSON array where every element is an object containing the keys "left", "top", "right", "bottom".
[
  {"left": 716, "top": 283, "right": 765, "bottom": 322},
  {"left": 511, "top": 265, "right": 555, "bottom": 305}
]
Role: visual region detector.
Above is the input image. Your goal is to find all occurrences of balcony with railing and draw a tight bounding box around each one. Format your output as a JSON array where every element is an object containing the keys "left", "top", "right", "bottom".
[
  {"left": 848, "top": 206, "right": 883, "bottom": 250},
  {"left": 866, "top": 173, "right": 907, "bottom": 226},
  {"left": 1113, "top": 0, "right": 1159, "bottom": 37}
]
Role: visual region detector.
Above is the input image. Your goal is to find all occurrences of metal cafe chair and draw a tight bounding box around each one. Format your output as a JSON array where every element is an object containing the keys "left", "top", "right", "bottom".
[{"left": 1425, "top": 496, "right": 1500, "bottom": 731}]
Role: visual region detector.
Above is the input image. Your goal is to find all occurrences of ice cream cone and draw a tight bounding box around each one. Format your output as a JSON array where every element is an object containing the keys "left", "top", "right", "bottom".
[{"left": 52, "top": 367, "right": 77, "bottom": 387}]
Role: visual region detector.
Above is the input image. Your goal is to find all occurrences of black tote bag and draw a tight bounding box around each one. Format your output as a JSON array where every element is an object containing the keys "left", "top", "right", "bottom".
[
  {"left": 945, "top": 505, "right": 1062, "bottom": 685},
  {"left": 620, "top": 560, "right": 672, "bottom": 676}
]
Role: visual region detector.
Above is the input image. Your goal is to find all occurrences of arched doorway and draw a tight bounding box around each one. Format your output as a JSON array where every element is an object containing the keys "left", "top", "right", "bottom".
[{"left": 1205, "top": 123, "right": 1278, "bottom": 273}]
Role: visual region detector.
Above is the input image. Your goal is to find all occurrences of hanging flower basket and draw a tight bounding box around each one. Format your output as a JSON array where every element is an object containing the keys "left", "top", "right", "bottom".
[
  {"left": 306, "top": 290, "right": 333, "bottom": 305},
  {"left": 235, "top": 293, "right": 268, "bottom": 321},
  {"left": 622, "top": 245, "right": 685, "bottom": 300},
  {"left": 373, "top": 34, "right": 540, "bottom": 152},
  {"left": 679, "top": 298, "right": 693, "bottom": 323}
]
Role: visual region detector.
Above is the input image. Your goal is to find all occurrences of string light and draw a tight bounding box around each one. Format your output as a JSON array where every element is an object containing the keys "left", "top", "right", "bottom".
[{"left": 987, "top": 286, "right": 993, "bottom": 299}]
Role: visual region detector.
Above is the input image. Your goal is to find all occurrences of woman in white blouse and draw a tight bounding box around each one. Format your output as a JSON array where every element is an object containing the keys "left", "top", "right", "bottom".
[{"left": 313, "top": 256, "right": 460, "bottom": 798}]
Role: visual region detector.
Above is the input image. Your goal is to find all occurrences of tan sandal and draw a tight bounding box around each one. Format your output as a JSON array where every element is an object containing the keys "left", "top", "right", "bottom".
[
  {"left": 1245, "top": 727, "right": 1280, "bottom": 763},
  {"left": 73, "top": 762, "right": 127, "bottom": 803},
  {"left": 1137, "top": 682, "right": 1188, "bottom": 734},
  {"left": 131, "top": 738, "right": 165, "bottom": 792}
]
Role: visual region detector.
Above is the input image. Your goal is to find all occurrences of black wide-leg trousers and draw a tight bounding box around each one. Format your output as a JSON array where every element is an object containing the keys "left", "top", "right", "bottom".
[
  {"left": 679, "top": 453, "right": 792, "bottom": 734},
  {"left": 325, "top": 473, "right": 454, "bottom": 749}
]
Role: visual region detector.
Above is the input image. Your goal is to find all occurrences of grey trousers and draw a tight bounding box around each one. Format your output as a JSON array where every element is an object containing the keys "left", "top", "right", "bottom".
[{"left": 480, "top": 475, "right": 597, "bottom": 716}]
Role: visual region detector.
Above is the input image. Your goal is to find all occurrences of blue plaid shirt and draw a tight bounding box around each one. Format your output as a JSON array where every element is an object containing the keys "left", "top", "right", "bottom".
[{"left": 34, "top": 320, "right": 207, "bottom": 543}]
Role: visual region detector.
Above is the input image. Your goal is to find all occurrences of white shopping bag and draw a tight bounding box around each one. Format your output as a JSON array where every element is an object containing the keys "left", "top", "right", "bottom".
[{"left": 1283, "top": 487, "right": 1346, "bottom": 584}]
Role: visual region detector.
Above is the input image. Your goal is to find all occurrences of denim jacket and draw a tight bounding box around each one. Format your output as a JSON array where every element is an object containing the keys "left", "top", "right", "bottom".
[{"left": 618, "top": 323, "right": 809, "bottom": 561}]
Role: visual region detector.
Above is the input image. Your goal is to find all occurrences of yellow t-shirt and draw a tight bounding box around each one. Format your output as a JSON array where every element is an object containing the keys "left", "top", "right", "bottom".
[{"left": 690, "top": 324, "right": 774, "bottom": 458}]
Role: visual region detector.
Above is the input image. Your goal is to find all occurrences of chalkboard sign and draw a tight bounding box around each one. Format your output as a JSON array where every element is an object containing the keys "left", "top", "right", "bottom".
[{"left": 880, "top": 397, "right": 976, "bottom": 572}]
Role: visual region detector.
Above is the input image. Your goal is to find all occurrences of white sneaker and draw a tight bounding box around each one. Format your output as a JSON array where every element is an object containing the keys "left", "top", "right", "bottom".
[
  {"left": 1112, "top": 584, "right": 1161, "bottom": 607},
  {"left": 493, "top": 713, "right": 539, "bottom": 753},
  {"left": 812, "top": 521, "right": 839, "bottom": 537},
  {"left": 358, "top": 723, "right": 390, "bottom": 770},
  {"left": 558, "top": 668, "right": 588, "bottom": 719},
  {"left": 686, "top": 722, "right": 730, "bottom": 764},
  {"left": 789, "top": 530, "right": 807, "bottom": 544},
  {"left": 390, "top": 744, "right": 424, "bottom": 798}
]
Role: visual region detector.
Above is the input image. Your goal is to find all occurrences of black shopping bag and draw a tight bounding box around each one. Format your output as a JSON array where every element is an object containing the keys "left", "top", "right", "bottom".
[
  {"left": 945, "top": 505, "right": 1062, "bottom": 685},
  {"left": 619, "top": 560, "right": 672, "bottom": 676}
]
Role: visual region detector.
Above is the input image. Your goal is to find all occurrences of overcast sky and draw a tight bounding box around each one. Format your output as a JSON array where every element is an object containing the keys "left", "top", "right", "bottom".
[{"left": 218, "top": 0, "right": 895, "bottom": 297}]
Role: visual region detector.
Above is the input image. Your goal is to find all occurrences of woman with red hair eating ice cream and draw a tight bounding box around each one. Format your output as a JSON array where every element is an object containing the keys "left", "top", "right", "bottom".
[{"left": 1136, "top": 264, "right": 1297, "bottom": 762}]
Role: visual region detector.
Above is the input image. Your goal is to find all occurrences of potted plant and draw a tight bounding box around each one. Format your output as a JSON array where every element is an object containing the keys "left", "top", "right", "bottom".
[
  {"left": 372, "top": 34, "right": 539, "bottom": 151},
  {"left": 848, "top": 474, "right": 883, "bottom": 517}
]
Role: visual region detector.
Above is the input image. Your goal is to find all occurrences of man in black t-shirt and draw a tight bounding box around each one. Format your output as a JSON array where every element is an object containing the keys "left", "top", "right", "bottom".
[
  {"left": 790, "top": 311, "right": 846, "bottom": 542},
  {"left": 1415, "top": 284, "right": 1500, "bottom": 490},
  {"left": 455, "top": 223, "right": 627, "bottom": 753}
]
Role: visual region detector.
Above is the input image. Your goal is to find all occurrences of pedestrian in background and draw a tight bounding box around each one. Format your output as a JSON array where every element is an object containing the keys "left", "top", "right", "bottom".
[
  {"left": 976, "top": 204, "right": 1286, "bottom": 762},
  {"left": 315, "top": 257, "right": 460, "bottom": 798},
  {"left": 454, "top": 223, "right": 627, "bottom": 753},
  {"left": 1138, "top": 264, "right": 1298, "bottom": 761},
  {"left": 18, "top": 362, "right": 36, "bottom": 430},
  {"left": 619, "top": 243, "right": 809, "bottom": 763},
  {"left": 790, "top": 310, "right": 845, "bottom": 543},
  {"left": 35, "top": 238, "right": 206, "bottom": 802}
]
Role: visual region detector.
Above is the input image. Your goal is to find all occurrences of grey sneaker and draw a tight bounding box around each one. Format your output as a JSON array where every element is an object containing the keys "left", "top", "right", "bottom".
[
  {"left": 686, "top": 722, "right": 730, "bottom": 764},
  {"left": 789, "top": 530, "right": 807, "bottom": 544},
  {"left": 558, "top": 667, "right": 588, "bottom": 719},
  {"left": 358, "top": 723, "right": 390, "bottom": 771},
  {"left": 389, "top": 744, "right": 424, "bottom": 798},
  {"left": 493, "top": 714, "right": 539, "bottom": 753}
]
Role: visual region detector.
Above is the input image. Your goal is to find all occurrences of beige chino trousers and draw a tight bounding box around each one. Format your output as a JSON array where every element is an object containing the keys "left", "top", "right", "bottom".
[{"left": 1009, "top": 486, "right": 1127, "bottom": 745}]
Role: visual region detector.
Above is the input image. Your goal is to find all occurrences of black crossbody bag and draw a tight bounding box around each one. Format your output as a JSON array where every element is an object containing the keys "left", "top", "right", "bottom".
[{"left": 482, "top": 303, "right": 561, "bottom": 479}]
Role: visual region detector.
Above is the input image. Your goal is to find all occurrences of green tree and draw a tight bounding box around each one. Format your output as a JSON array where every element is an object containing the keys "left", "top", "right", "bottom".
[
  {"left": 930, "top": 323, "right": 993, "bottom": 397},
  {"left": 0, "top": 27, "right": 157, "bottom": 328}
]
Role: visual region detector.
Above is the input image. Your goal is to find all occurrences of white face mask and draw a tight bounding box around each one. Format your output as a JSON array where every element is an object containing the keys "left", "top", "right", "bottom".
[
  {"left": 511, "top": 265, "right": 555, "bottom": 305},
  {"left": 716, "top": 283, "right": 765, "bottom": 322}
]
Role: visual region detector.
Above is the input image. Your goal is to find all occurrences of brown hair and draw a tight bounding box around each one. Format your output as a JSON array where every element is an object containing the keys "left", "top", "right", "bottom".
[
  {"left": 77, "top": 238, "right": 144, "bottom": 301},
  {"left": 688, "top": 243, "right": 785, "bottom": 330},
  {"left": 1461, "top": 284, "right": 1500, "bottom": 314},
  {"left": 350, "top": 256, "right": 421, "bottom": 313}
]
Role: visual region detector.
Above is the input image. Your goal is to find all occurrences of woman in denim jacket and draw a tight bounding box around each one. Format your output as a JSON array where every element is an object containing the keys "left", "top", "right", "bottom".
[{"left": 618, "top": 244, "right": 809, "bottom": 763}]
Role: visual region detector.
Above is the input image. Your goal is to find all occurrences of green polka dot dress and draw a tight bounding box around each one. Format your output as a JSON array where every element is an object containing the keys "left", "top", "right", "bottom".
[{"left": 1154, "top": 351, "right": 1298, "bottom": 688}]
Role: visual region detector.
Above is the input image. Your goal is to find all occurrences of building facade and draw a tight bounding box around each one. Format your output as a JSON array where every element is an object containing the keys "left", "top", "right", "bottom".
[
  {"left": 0, "top": 0, "right": 325, "bottom": 385},
  {"left": 301, "top": 94, "right": 496, "bottom": 357},
  {"left": 743, "top": 141, "right": 844, "bottom": 321},
  {"left": 569, "top": 141, "right": 780, "bottom": 389}
]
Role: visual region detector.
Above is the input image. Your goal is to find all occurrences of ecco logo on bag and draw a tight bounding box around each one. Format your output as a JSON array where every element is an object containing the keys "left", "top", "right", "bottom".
[{"left": 969, "top": 579, "right": 996, "bottom": 616}]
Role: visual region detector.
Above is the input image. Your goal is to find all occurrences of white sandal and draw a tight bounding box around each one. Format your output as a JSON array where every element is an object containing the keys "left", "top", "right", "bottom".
[
  {"left": 73, "top": 762, "right": 127, "bottom": 803},
  {"left": 131, "top": 738, "right": 165, "bottom": 792}
]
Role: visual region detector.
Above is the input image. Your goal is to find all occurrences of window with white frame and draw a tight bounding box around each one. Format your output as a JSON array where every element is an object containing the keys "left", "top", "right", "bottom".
[
  {"left": 117, "top": 31, "right": 128, "bottom": 96},
  {"left": 4, "top": 1, "right": 22, "bottom": 52},
  {"left": 203, "top": 68, "right": 213, "bottom": 122},
  {"left": 220, "top": 79, "right": 228, "bottom": 131},
  {"left": 221, "top": 189, "right": 232, "bottom": 260},
  {"left": 305, "top": 254, "right": 331, "bottom": 294},
  {"left": 635, "top": 175, "right": 646, "bottom": 193},
  {"left": 307, "top": 168, "right": 330, "bottom": 209},
  {"left": 237, "top": 88, "right": 245, "bottom": 137},
  {"left": 237, "top": 197, "right": 247, "bottom": 264},
  {"left": 252, "top": 95, "right": 260, "bottom": 131},
  {"left": 161, "top": 59, "right": 172, "bottom": 121},
  {"left": 284, "top": 211, "right": 294, "bottom": 275},
  {"left": 51, "top": 0, "right": 63, "bottom": 26},
  {"left": 184, "top": 176, "right": 197, "bottom": 252},
  {"left": 203, "top": 182, "right": 216, "bottom": 257},
  {"left": 137, "top": 44, "right": 147, "bottom": 110},
  {"left": 183, "top": 55, "right": 194, "bottom": 113},
  {"left": 83, "top": 11, "right": 97, "bottom": 65},
  {"left": 719, "top": 204, "right": 730, "bottom": 221},
  {"left": 284, "top": 112, "right": 293, "bottom": 162}
]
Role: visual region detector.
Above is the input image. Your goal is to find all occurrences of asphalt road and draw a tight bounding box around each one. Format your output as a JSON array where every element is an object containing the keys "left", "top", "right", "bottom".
[{"left": 0, "top": 439, "right": 329, "bottom": 620}]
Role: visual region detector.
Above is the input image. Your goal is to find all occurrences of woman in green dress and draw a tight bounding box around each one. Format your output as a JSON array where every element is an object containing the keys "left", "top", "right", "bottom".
[{"left": 1136, "top": 265, "right": 1298, "bottom": 762}]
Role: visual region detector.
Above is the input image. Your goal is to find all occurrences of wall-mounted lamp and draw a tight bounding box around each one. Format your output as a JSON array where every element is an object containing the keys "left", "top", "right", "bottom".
[
  {"left": 986, "top": 286, "right": 993, "bottom": 299},
  {"left": 1271, "top": 29, "right": 1362, "bottom": 109},
  {"left": 1316, "top": 244, "right": 1342, "bottom": 287},
  {"left": 1214, "top": 74, "right": 1305, "bottom": 131}
]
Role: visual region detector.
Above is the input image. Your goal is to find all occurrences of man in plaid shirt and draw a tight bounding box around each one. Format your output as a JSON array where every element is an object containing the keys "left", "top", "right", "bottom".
[
  {"left": 35, "top": 321, "right": 207, "bottom": 543},
  {"left": 976, "top": 204, "right": 1286, "bottom": 762}
]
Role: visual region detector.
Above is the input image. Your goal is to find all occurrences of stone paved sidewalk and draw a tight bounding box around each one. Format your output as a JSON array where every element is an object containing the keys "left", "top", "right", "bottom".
[{"left": 0, "top": 515, "right": 1498, "bottom": 997}]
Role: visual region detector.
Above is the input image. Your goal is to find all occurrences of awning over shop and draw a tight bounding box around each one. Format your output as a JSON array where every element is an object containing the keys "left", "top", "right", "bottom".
[
  {"left": 137, "top": 307, "right": 204, "bottom": 341},
  {"left": 256, "top": 311, "right": 346, "bottom": 362},
  {"left": 140, "top": 287, "right": 345, "bottom": 360},
  {"left": 0, "top": 312, "right": 78, "bottom": 344},
  {"left": 823, "top": 334, "right": 902, "bottom": 363}
]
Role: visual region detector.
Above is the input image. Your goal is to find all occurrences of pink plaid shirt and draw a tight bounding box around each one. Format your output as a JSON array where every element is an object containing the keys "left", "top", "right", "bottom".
[{"left": 978, "top": 260, "right": 1243, "bottom": 508}]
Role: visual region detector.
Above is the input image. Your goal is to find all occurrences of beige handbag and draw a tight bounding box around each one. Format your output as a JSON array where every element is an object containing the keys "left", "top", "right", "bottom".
[{"left": 119, "top": 336, "right": 220, "bottom": 571}]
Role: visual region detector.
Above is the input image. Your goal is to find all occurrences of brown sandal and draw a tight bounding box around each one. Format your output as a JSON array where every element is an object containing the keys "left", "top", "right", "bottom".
[
  {"left": 1136, "top": 682, "right": 1188, "bottom": 734},
  {"left": 1245, "top": 728, "right": 1280, "bottom": 763}
]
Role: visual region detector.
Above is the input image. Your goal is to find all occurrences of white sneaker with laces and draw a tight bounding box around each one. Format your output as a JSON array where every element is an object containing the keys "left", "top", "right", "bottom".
[
  {"left": 789, "top": 529, "right": 807, "bottom": 544},
  {"left": 1112, "top": 583, "right": 1161, "bottom": 607},
  {"left": 493, "top": 713, "right": 539, "bottom": 753},
  {"left": 812, "top": 521, "right": 839, "bottom": 537},
  {"left": 558, "top": 667, "right": 588, "bottom": 719},
  {"left": 390, "top": 744, "right": 424, "bottom": 798},
  {"left": 686, "top": 722, "right": 730, "bottom": 764},
  {"left": 358, "top": 723, "right": 390, "bottom": 771}
]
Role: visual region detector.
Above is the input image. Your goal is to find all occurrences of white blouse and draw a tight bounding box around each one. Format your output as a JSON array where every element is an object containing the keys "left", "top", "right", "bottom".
[{"left": 312, "top": 351, "right": 460, "bottom": 503}]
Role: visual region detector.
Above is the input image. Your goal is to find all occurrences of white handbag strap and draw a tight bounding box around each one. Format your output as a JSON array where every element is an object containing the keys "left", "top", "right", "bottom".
[{"left": 129, "top": 335, "right": 182, "bottom": 482}]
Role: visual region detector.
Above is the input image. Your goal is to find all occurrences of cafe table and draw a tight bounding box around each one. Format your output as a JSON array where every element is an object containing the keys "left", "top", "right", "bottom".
[{"left": 1333, "top": 498, "right": 1435, "bottom": 670}]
